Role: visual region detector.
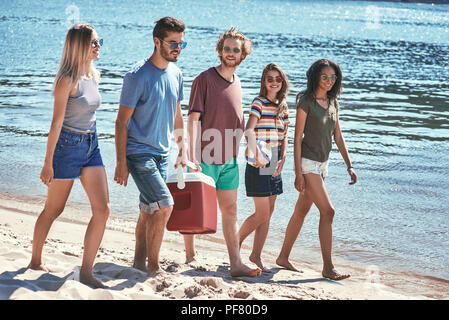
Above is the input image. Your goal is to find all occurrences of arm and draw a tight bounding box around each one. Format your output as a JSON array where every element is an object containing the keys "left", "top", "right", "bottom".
[
  {"left": 114, "top": 104, "right": 134, "bottom": 186},
  {"left": 174, "top": 101, "right": 187, "bottom": 168},
  {"left": 245, "top": 114, "right": 268, "bottom": 168},
  {"left": 40, "top": 77, "right": 75, "bottom": 186},
  {"left": 294, "top": 108, "right": 307, "bottom": 192},
  {"left": 187, "top": 111, "right": 202, "bottom": 172},
  {"left": 272, "top": 122, "right": 288, "bottom": 177},
  {"left": 334, "top": 111, "right": 357, "bottom": 185}
]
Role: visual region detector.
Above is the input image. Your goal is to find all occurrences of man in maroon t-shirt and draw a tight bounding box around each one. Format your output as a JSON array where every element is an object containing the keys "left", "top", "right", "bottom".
[{"left": 184, "top": 27, "right": 261, "bottom": 277}]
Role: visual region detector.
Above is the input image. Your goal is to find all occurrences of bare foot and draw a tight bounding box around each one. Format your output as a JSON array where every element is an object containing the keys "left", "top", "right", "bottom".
[
  {"left": 276, "top": 257, "right": 303, "bottom": 273},
  {"left": 230, "top": 263, "right": 262, "bottom": 277},
  {"left": 132, "top": 261, "right": 147, "bottom": 273},
  {"left": 185, "top": 255, "right": 196, "bottom": 264},
  {"left": 249, "top": 254, "right": 271, "bottom": 273},
  {"left": 185, "top": 255, "right": 200, "bottom": 266},
  {"left": 322, "top": 268, "right": 350, "bottom": 281},
  {"left": 27, "top": 263, "right": 49, "bottom": 272},
  {"left": 185, "top": 256, "right": 207, "bottom": 271},
  {"left": 79, "top": 273, "right": 106, "bottom": 289},
  {"left": 147, "top": 267, "right": 166, "bottom": 278}
]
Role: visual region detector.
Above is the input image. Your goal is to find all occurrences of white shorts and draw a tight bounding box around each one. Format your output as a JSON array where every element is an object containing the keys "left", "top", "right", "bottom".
[{"left": 301, "top": 157, "right": 329, "bottom": 178}]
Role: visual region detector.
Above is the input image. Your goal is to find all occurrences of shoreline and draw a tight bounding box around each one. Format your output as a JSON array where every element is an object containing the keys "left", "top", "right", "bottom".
[{"left": 0, "top": 191, "right": 448, "bottom": 300}]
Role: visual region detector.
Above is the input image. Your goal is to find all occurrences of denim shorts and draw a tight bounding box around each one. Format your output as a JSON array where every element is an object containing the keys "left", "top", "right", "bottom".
[
  {"left": 127, "top": 153, "right": 174, "bottom": 215},
  {"left": 301, "top": 157, "right": 329, "bottom": 178},
  {"left": 53, "top": 128, "right": 104, "bottom": 180},
  {"left": 245, "top": 146, "right": 283, "bottom": 197}
]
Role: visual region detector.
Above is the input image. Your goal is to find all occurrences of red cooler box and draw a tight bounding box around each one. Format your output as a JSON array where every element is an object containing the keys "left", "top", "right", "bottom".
[{"left": 166, "top": 170, "right": 217, "bottom": 234}]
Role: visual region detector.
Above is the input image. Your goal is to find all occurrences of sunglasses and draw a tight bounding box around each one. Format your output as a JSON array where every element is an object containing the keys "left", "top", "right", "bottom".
[
  {"left": 266, "top": 76, "right": 282, "bottom": 83},
  {"left": 159, "top": 38, "right": 187, "bottom": 50},
  {"left": 91, "top": 38, "right": 103, "bottom": 48},
  {"left": 223, "top": 46, "right": 241, "bottom": 54},
  {"left": 320, "top": 74, "right": 337, "bottom": 82}
]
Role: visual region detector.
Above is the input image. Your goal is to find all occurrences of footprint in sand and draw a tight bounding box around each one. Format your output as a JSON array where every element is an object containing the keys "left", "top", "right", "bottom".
[
  {"left": 156, "top": 280, "right": 171, "bottom": 292},
  {"left": 184, "top": 285, "right": 202, "bottom": 298},
  {"left": 233, "top": 290, "right": 250, "bottom": 299},
  {"left": 199, "top": 277, "right": 221, "bottom": 289}
]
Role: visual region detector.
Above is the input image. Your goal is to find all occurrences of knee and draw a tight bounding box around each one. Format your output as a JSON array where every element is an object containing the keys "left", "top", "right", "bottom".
[
  {"left": 256, "top": 208, "right": 271, "bottom": 224},
  {"left": 320, "top": 207, "right": 335, "bottom": 222},
  {"left": 262, "top": 213, "right": 271, "bottom": 225},
  {"left": 41, "top": 205, "right": 65, "bottom": 221},
  {"left": 293, "top": 203, "right": 309, "bottom": 220},
  {"left": 159, "top": 205, "right": 173, "bottom": 215},
  {"left": 155, "top": 205, "right": 173, "bottom": 223},
  {"left": 94, "top": 203, "right": 110, "bottom": 221},
  {"left": 220, "top": 202, "right": 237, "bottom": 217}
]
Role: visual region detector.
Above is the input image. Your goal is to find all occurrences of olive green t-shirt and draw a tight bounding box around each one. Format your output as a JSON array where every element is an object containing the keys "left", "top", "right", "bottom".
[{"left": 297, "top": 94, "right": 339, "bottom": 162}]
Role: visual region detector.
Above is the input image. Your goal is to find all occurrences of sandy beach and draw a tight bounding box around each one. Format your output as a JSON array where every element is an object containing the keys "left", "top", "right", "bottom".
[{"left": 0, "top": 191, "right": 447, "bottom": 301}]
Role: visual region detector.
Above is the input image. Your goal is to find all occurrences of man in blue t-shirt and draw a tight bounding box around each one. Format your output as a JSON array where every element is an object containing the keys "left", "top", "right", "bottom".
[{"left": 114, "top": 17, "right": 189, "bottom": 276}]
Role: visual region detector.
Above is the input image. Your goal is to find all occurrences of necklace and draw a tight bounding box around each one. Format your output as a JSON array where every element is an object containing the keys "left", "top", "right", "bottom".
[{"left": 315, "top": 96, "right": 327, "bottom": 101}]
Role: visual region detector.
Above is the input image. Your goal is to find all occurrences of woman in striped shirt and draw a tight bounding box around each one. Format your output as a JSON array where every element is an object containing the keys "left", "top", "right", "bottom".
[{"left": 239, "top": 63, "right": 290, "bottom": 272}]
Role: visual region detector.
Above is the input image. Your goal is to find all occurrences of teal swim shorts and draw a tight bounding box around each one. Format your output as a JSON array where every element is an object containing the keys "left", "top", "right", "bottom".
[{"left": 198, "top": 158, "right": 239, "bottom": 191}]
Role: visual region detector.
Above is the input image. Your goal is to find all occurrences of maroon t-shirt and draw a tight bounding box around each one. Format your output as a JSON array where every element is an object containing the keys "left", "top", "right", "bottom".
[{"left": 188, "top": 67, "right": 245, "bottom": 165}]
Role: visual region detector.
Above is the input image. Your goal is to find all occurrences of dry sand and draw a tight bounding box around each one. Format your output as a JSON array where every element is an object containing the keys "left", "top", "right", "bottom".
[{"left": 1, "top": 191, "right": 447, "bottom": 301}]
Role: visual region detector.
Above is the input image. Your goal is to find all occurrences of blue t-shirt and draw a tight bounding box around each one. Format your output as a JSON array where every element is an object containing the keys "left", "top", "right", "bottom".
[{"left": 119, "top": 59, "right": 184, "bottom": 156}]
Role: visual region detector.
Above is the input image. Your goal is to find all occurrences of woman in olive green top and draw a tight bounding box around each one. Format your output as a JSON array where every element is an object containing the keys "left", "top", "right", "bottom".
[{"left": 276, "top": 59, "right": 357, "bottom": 281}]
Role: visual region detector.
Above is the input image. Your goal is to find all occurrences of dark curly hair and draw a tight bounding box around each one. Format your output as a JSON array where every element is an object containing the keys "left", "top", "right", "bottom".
[{"left": 300, "top": 59, "right": 342, "bottom": 103}]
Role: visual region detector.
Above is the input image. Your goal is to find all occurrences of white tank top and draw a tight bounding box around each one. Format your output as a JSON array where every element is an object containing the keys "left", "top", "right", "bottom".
[{"left": 63, "top": 77, "right": 101, "bottom": 133}]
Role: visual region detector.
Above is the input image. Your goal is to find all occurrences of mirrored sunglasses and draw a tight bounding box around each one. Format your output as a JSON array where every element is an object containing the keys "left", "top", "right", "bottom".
[
  {"left": 91, "top": 38, "right": 103, "bottom": 48},
  {"left": 160, "top": 38, "right": 187, "bottom": 50},
  {"left": 320, "top": 74, "right": 337, "bottom": 82},
  {"left": 223, "top": 46, "right": 241, "bottom": 54}
]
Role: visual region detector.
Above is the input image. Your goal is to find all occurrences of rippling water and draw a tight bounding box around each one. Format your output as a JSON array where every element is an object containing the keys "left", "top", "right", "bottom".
[{"left": 1, "top": 0, "right": 448, "bottom": 283}]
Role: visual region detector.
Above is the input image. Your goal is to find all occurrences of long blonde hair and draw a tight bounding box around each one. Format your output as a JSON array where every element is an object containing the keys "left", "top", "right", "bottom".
[
  {"left": 259, "top": 63, "right": 289, "bottom": 116},
  {"left": 53, "top": 23, "right": 100, "bottom": 94}
]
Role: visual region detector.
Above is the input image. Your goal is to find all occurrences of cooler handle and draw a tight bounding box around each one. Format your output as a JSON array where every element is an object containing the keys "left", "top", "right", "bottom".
[
  {"left": 177, "top": 166, "right": 185, "bottom": 189},
  {"left": 176, "top": 160, "right": 197, "bottom": 190}
]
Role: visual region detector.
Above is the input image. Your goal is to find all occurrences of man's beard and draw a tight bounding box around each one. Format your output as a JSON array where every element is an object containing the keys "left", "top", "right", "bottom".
[
  {"left": 160, "top": 45, "right": 179, "bottom": 62},
  {"left": 220, "top": 55, "right": 241, "bottom": 68}
]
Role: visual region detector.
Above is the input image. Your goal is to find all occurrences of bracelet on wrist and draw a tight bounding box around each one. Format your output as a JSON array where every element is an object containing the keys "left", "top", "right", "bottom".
[{"left": 347, "top": 166, "right": 353, "bottom": 171}]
